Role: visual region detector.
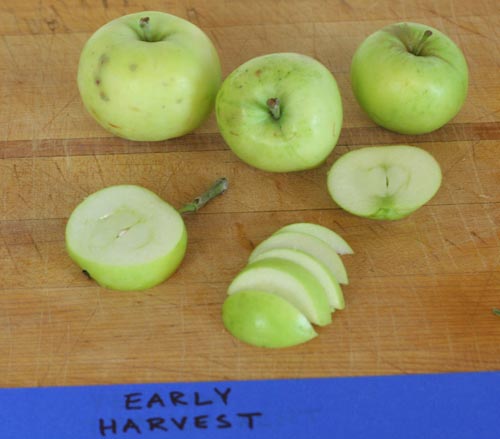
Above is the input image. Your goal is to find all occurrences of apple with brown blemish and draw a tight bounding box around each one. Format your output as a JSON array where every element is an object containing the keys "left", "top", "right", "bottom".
[
  {"left": 215, "top": 53, "right": 343, "bottom": 172},
  {"left": 77, "top": 11, "right": 222, "bottom": 141}
]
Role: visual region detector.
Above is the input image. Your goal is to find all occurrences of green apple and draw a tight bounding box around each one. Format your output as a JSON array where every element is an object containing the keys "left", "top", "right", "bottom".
[
  {"left": 227, "top": 258, "right": 332, "bottom": 327},
  {"left": 277, "top": 222, "right": 353, "bottom": 255},
  {"left": 222, "top": 290, "right": 317, "bottom": 348},
  {"left": 327, "top": 145, "right": 442, "bottom": 220},
  {"left": 215, "top": 52, "right": 343, "bottom": 172},
  {"left": 250, "top": 248, "right": 344, "bottom": 311},
  {"left": 221, "top": 222, "right": 353, "bottom": 348},
  {"left": 66, "top": 178, "right": 227, "bottom": 290},
  {"left": 66, "top": 185, "right": 187, "bottom": 290},
  {"left": 77, "top": 11, "right": 221, "bottom": 141},
  {"left": 351, "top": 22, "right": 468, "bottom": 134},
  {"left": 249, "top": 231, "right": 349, "bottom": 284}
]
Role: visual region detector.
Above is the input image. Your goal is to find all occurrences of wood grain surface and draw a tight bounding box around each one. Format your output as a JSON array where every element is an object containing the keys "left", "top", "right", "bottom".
[{"left": 1, "top": 0, "right": 499, "bottom": 388}]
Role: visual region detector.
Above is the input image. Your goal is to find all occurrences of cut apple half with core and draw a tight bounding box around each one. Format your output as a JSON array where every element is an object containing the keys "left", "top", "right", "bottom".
[
  {"left": 277, "top": 222, "right": 353, "bottom": 255},
  {"left": 249, "top": 231, "right": 349, "bottom": 284},
  {"left": 66, "top": 178, "right": 227, "bottom": 291},
  {"left": 66, "top": 185, "right": 187, "bottom": 291},
  {"left": 250, "top": 248, "right": 345, "bottom": 310},
  {"left": 222, "top": 290, "right": 317, "bottom": 348},
  {"left": 327, "top": 145, "right": 442, "bottom": 220},
  {"left": 227, "top": 258, "right": 332, "bottom": 327}
]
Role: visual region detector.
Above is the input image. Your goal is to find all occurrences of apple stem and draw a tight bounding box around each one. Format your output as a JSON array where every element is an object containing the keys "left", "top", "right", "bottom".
[
  {"left": 267, "top": 98, "right": 281, "bottom": 120},
  {"left": 178, "top": 178, "right": 229, "bottom": 215},
  {"left": 139, "top": 17, "right": 154, "bottom": 42},
  {"left": 413, "top": 29, "right": 433, "bottom": 56}
]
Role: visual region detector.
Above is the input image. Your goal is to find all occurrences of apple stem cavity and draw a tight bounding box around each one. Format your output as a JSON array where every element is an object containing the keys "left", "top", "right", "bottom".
[
  {"left": 267, "top": 98, "right": 281, "bottom": 120},
  {"left": 413, "top": 29, "right": 433, "bottom": 56},
  {"left": 178, "top": 178, "right": 228, "bottom": 215},
  {"left": 139, "top": 16, "right": 154, "bottom": 42}
]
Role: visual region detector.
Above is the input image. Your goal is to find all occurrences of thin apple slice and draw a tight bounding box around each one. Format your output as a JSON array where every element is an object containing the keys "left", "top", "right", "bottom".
[
  {"left": 327, "top": 145, "right": 442, "bottom": 220},
  {"left": 65, "top": 185, "right": 187, "bottom": 291},
  {"left": 249, "top": 231, "right": 349, "bottom": 284},
  {"left": 227, "top": 258, "right": 332, "bottom": 326},
  {"left": 250, "top": 248, "right": 344, "bottom": 310},
  {"left": 277, "top": 222, "right": 353, "bottom": 255},
  {"left": 222, "top": 290, "right": 317, "bottom": 348}
]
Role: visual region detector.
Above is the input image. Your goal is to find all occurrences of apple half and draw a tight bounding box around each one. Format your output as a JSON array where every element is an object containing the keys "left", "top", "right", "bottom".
[
  {"left": 227, "top": 258, "right": 332, "bottom": 327},
  {"left": 249, "top": 231, "right": 349, "bottom": 284},
  {"left": 327, "top": 145, "right": 442, "bottom": 220},
  {"left": 222, "top": 290, "right": 317, "bottom": 348},
  {"left": 66, "top": 185, "right": 187, "bottom": 290}
]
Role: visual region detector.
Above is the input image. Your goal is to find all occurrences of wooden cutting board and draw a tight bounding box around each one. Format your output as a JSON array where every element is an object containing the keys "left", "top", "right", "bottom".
[{"left": 1, "top": 0, "right": 499, "bottom": 388}]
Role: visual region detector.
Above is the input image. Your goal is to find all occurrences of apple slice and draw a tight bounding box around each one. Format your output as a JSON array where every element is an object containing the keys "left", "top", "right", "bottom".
[
  {"left": 249, "top": 231, "right": 349, "bottom": 284},
  {"left": 327, "top": 145, "right": 442, "bottom": 220},
  {"left": 250, "top": 248, "right": 344, "bottom": 310},
  {"left": 227, "top": 258, "right": 332, "bottom": 326},
  {"left": 277, "top": 222, "right": 353, "bottom": 255},
  {"left": 222, "top": 290, "right": 317, "bottom": 348},
  {"left": 66, "top": 185, "right": 188, "bottom": 291}
]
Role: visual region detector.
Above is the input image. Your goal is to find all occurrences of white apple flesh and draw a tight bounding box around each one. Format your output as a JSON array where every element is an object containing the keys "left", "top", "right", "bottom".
[
  {"left": 222, "top": 290, "right": 317, "bottom": 348},
  {"left": 277, "top": 222, "right": 353, "bottom": 255},
  {"left": 250, "top": 248, "right": 345, "bottom": 311},
  {"left": 327, "top": 145, "right": 442, "bottom": 220},
  {"left": 249, "top": 231, "right": 349, "bottom": 284},
  {"left": 227, "top": 258, "right": 332, "bottom": 327},
  {"left": 66, "top": 185, "right": 187, "bottom": 290},
  {"left": 78, "top": 11, "right": 221, "bottom": 141},
  {"left": 216, "top": 52, "right": 343, "bottom": 172}
]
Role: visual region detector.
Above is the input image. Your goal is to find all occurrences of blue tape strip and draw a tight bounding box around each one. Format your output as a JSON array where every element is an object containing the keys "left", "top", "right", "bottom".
[{"left": 1, "top": 371, "right": 499, "bottom": 438}]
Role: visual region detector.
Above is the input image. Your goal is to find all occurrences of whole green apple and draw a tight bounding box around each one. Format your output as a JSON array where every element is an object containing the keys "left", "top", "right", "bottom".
[
  {"left": 351, "top": 22, "right": 468, "bottom": 135},
  {"left": 227, "top": 257, "right": 332, "bottom": 327},
  {"left": 216, "top": 53, "right": 343, "bottom": 172},
  {"left": 77, "top": 11, "right": 221, "bottom": 141}
]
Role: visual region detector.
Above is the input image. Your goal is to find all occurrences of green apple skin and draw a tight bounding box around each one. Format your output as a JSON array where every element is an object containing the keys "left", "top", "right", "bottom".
[
  {"left": 216, "top": 52, "right": 343, "bottom": 172},
  {"left": 222, "top": 290, "right": 317, "bottom": 348},
  {"left": 327, "top": 145, "right": 442, "bottom": 220},
  {"left": 249, "top": 231, "right": 349, "bottom": 285},
  {"left": 228, "top": 258, "right": 332, "bottom": 327},
  {"left": 250, "top": 248, "right": 345, "bottom": 311},
  {"left": 351, "top": 22, "right": 468, "bottom": 135},
  {"left": 65, "top": 185, "right": 187, "bottom": 291},
  {"left": 78, "top": 11, "right": 222, "bottom": 141}
]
